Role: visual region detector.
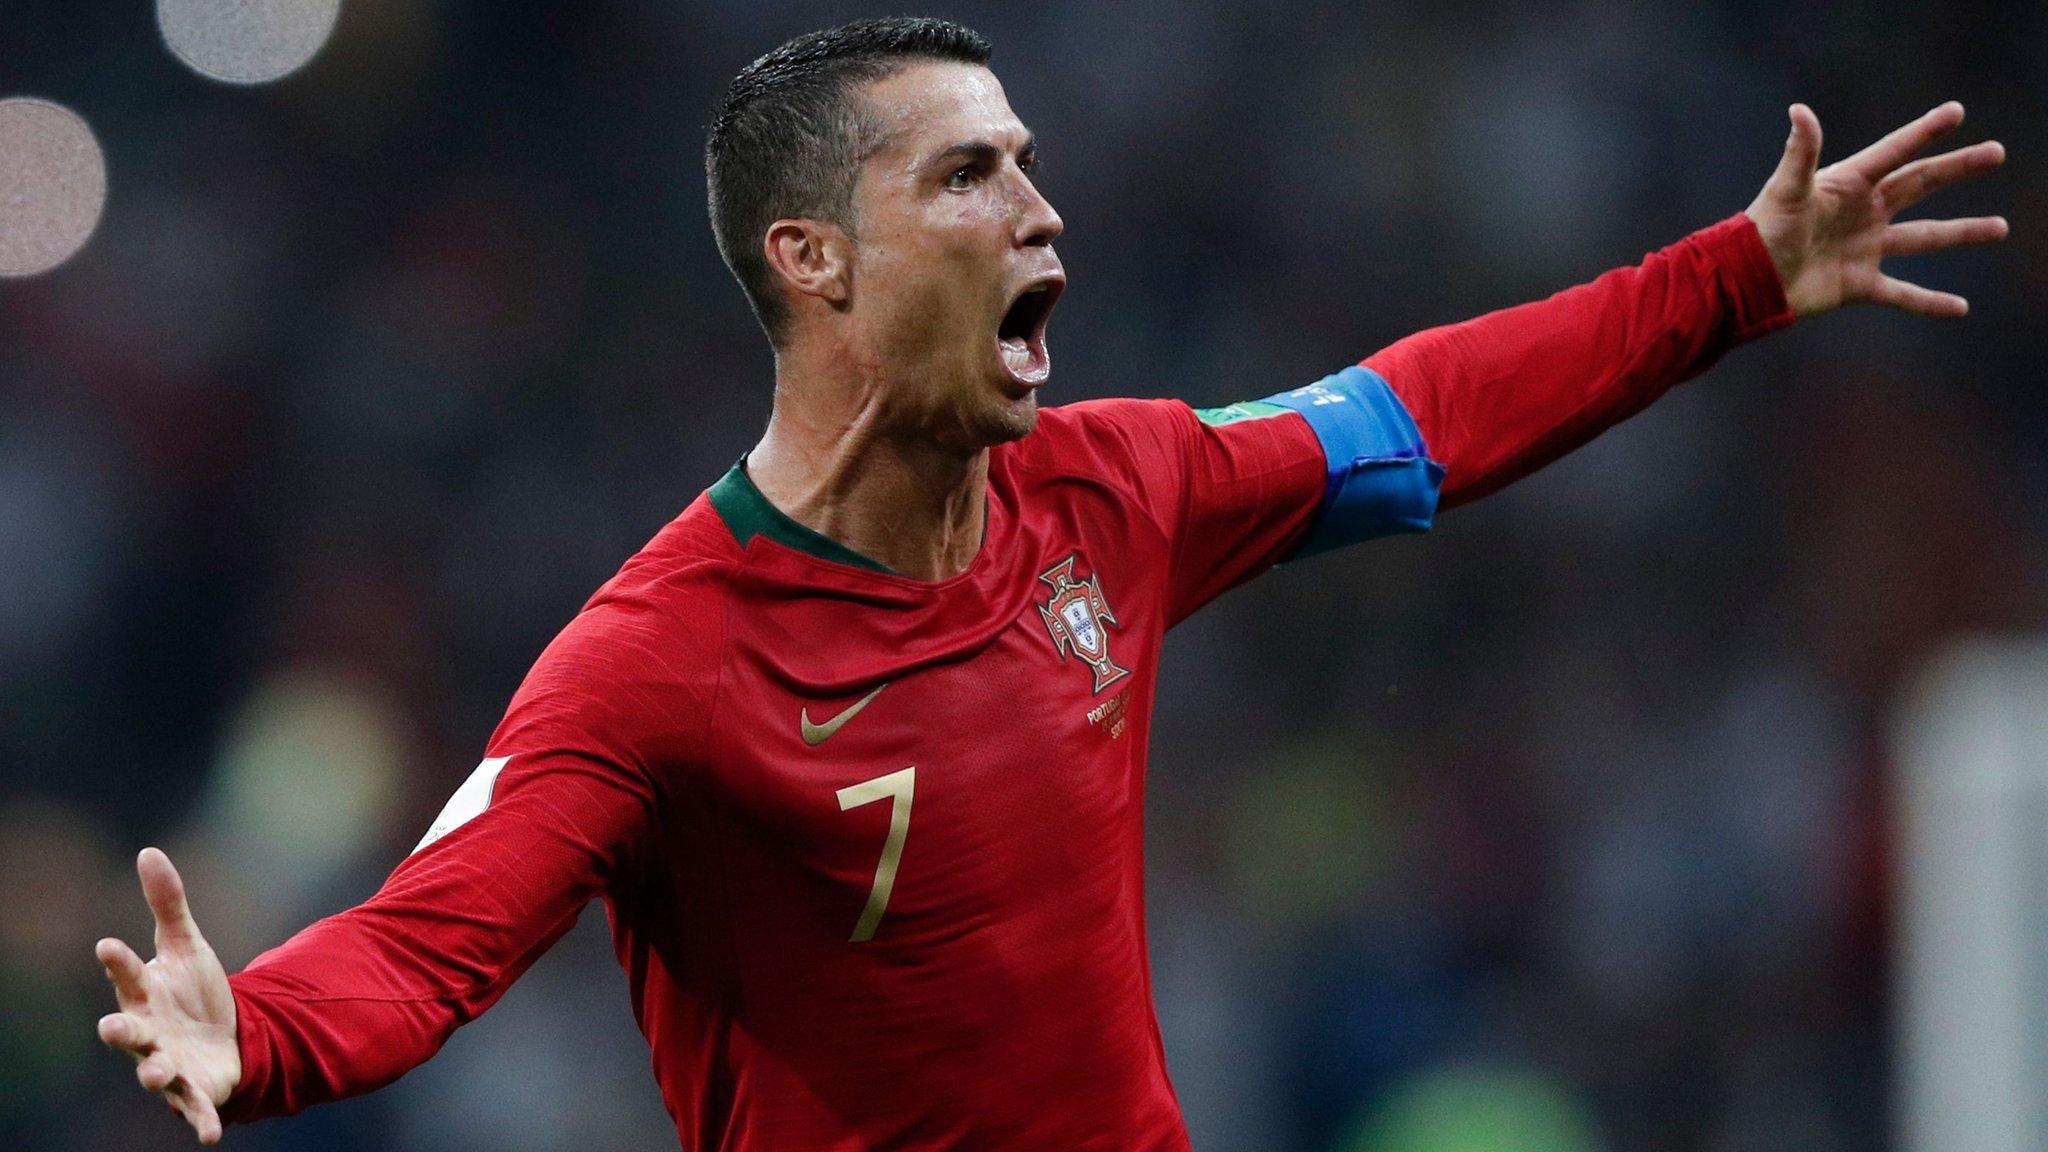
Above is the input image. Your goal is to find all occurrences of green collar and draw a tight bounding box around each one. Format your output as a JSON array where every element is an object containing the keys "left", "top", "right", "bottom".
[{"left": 706, "top": 460, "right": 895, "bottom": 574}]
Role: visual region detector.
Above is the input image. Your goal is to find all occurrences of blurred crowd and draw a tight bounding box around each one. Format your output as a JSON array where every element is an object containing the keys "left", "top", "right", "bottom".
[{"left": 3, "top": 1, "right": 2045, "bottom": 1150}]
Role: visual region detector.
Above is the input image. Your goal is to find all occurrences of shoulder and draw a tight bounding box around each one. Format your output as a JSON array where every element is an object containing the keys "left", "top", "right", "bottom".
[
  {"left": 1011, "top": 397, "right": 1199, "bottom": 485},
  {"left": 492, "top": 495, "right": 739, "bottom": 771},
  {"left": 990, "top": 398, "right": 1201, "bottom": 552}
]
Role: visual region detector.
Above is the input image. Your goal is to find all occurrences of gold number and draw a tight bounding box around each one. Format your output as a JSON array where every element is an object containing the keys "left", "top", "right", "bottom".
[{"left": 835, "top": 766, "right": 915, "bottom": 942}]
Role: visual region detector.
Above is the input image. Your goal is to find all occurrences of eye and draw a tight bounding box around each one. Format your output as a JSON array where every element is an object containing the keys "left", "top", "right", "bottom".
[{"left": 945, "top": 166, "right": 976, "bottom": 191}]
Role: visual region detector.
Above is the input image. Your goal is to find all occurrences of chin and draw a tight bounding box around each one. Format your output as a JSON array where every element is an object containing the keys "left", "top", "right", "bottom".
[
  {"left": 915, "top": 388, "right": 1037, "bottom": 454},
  {"left": 981, "top": 390, "right": 1040, "bottom": 444}
]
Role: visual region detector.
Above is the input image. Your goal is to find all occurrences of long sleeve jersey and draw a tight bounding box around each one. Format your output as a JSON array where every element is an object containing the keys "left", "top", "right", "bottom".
[{"left": 221, "top": 214, "right": 1790, "bottom": 1149}]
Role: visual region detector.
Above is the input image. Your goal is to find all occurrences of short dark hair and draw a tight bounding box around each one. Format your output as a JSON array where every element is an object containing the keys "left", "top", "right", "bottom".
[{"left": 706, "top": 17, "right": 993, "bottom": 344}]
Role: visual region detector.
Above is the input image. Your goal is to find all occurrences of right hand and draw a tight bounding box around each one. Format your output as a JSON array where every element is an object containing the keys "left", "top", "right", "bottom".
[{"left": 96, "top": 847, "right": 241, "bottom": 1145}]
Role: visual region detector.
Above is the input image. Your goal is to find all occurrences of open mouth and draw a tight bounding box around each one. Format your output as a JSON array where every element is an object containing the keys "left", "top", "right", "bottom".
[{"left": 996, "top": 274, "right": 1063, "bottom": 388}]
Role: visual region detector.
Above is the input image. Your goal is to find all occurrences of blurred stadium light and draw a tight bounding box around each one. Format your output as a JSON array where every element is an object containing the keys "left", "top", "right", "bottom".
[
  {"left": 1895, "top": 638, "right": 2048, "bottom": 1152},
  {"left": 203, "top": 664, "right": 407, "bottom": 940},
  {"left": 0, "top": 98, "right": 106, "bottom": 278},
  {"left": 158, "top": 0, "right": 342, "bottom": 85},
  {"left": 1336, "top": 1063, "right": 1602, "bottom": 1152}
]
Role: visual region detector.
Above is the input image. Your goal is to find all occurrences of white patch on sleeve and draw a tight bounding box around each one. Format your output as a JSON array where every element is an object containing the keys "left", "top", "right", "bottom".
[{"left": 412, "top": 755, "right": 510, "bottom": 854}]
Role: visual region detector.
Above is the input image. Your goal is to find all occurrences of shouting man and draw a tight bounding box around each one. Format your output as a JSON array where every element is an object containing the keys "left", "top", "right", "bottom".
[{"left": 95, "top": 16, "right": 2006, "bottom": 1150}]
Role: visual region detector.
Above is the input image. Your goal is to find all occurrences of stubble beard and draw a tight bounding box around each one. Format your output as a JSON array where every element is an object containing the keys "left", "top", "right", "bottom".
[{"left": 988, "top": 391, "right": 1039, "bottom": 443}]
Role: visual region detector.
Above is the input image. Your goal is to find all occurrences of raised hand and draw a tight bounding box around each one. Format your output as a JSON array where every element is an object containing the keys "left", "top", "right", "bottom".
[
  {"left": 96, "top": 847, "right": 241, "bottom": 1145},
  {"left": 1746, "top": 101, "right": 2007, "bottom": 319}
]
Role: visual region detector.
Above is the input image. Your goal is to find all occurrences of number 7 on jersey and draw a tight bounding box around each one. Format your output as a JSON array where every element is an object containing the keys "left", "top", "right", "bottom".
[{"left": 836, "top": 766, "right": 915, "bottom": 942}]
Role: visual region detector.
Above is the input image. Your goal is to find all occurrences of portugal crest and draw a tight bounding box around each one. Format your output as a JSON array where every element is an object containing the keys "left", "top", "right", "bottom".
[{"left": 1036, "top": 554, "right": 1129, "bottom": 693}]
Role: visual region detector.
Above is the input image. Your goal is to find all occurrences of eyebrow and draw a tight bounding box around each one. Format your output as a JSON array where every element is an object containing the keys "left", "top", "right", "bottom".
[{"left": 928, "top": 133, "right": 1036, "bottom": 170}]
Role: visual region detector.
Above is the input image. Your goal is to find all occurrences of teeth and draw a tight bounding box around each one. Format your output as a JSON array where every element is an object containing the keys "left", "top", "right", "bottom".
[{"left": 997, "top": 279, "right": 1055, "bottom": 383}]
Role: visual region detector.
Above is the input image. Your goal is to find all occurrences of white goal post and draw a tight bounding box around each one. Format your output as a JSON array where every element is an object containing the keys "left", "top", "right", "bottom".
[{"left": 1894, "top": 636, "right": 2048, "bottom": 1152}]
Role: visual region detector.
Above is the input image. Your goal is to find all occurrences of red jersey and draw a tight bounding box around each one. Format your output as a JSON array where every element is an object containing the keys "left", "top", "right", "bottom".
[{"left": 221, "top": 215, "right": 1788, "bottom": 1149}]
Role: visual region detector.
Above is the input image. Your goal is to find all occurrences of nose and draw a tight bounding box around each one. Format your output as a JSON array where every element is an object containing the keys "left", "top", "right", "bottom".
[{"left": 1015, "top": 175, "right": 1062, "bottom": 249}]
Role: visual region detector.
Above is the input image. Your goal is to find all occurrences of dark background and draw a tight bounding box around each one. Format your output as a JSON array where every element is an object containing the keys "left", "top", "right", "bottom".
[{"left": 3, "top": 2, "right": 2043, "bottom": 1149}]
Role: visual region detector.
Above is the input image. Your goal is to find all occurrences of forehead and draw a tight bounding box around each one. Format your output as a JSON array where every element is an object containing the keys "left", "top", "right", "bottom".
[{"left": 860, "top": 61, "right": 1026, "bottom": 163}]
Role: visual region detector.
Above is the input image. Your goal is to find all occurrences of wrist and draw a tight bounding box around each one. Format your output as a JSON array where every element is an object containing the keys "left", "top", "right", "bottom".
[
  {"left": 1710, "top": 212, "right": 1798, "bottom": 340},
  {"left": 214, "top": 974, "right": 261, "bottom": 1123}
]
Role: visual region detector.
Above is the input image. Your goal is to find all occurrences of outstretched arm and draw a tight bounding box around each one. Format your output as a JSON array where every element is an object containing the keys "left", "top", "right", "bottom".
[
  {"left": 97, "top": 747, "right": 651, "bottom": 1141},
  {"left": 1370, "top": 102, "right": 2006, "bottom": 508},
  {"left": 215, "top": 743, "right": 652, "bottom": 1123},
  {"left": 1106, "top": 102, "right": 2007, "bottom": 617},
  {"left": 95, "top": 621, "right": 664, "bottom": 1142}
]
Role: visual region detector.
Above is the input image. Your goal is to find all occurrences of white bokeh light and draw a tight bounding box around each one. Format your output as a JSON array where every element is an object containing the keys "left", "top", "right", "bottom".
[
  {"left": 0, "top": 98, "right": 108, "bottom": 279},
  {"left": 158, "top": 0, "right": 343, "bottom": 85}
]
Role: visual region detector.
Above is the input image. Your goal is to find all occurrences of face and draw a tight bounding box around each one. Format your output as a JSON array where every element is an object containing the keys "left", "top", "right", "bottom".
[{"left": 839, "top": 62, "right": 1065, "bottom": 451}]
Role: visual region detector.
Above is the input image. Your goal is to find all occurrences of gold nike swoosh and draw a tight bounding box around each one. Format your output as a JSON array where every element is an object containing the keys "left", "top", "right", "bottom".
[{"left": 800, "top": 683, "right": 889, "bottom": 747}]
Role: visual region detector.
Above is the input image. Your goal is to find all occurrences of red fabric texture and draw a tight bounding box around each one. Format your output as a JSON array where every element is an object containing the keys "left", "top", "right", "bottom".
[
  {"left": 224, "top": 400, "right": 1323, "bottom": 1150},
  {"left": 1367, "top": 212, "right": 1791, "bottom": 507}
]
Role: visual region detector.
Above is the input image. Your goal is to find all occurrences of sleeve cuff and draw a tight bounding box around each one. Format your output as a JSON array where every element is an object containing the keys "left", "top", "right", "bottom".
[
  {"left": 1698, "top": 212, "right": 1796, "bottom": 342},
  {"left": 217, "top": 973, "right": 275, "bottom": 1125}
]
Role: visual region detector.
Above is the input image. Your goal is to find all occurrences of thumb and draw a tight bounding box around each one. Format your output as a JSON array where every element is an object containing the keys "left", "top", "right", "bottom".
[
  {"left": 1770, "top": 103, "right": 1823, "bottom": 199},
  {"left": 138, "top": 847, "right": 206, "bottom": 953}
]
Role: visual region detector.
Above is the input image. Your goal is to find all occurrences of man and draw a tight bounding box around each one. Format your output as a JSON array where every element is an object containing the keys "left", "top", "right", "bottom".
[{"left": 95, "top": 16, "right": 2005, "bottom": 1150}]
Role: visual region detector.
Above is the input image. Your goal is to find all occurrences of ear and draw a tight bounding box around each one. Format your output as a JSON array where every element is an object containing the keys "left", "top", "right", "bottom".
[{"left": 762, "top": 218, "right": 854, "bottom": 312}]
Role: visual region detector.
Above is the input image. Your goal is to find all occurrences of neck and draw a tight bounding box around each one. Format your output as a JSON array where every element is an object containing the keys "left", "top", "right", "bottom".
[{"left": 745, "top": 347, "right": 988, "bottom": 582}]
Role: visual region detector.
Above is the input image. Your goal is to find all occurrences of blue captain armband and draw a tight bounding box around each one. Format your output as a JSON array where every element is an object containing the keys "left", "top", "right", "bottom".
[{"left": 1253, "top": 366, "right": 1445, "bottom": 557}]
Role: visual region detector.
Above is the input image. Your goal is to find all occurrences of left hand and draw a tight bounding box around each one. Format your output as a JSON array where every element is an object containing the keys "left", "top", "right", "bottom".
[{"left": 1746, "top": 101, "right": 2007, "bottom": 319}]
